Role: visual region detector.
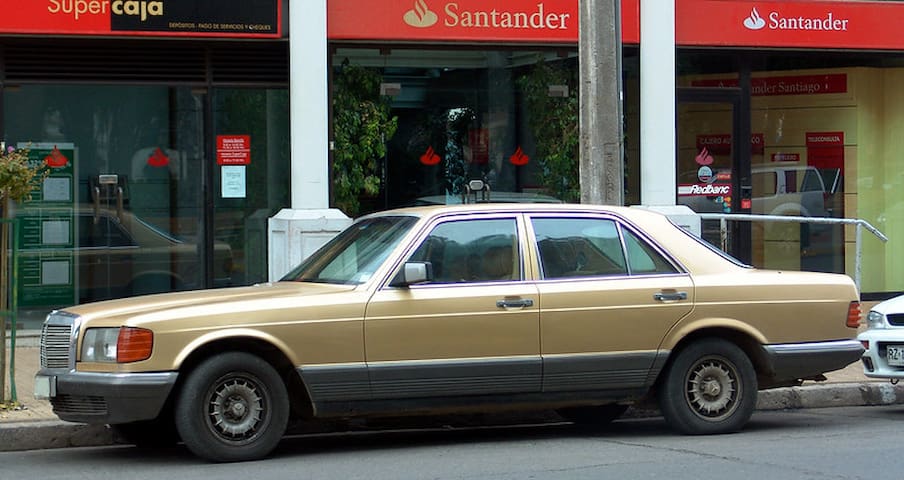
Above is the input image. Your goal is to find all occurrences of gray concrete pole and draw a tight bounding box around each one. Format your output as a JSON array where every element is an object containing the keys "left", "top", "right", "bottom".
[{"left": 579, "top": 0, "right": 624, "bottom": 206}]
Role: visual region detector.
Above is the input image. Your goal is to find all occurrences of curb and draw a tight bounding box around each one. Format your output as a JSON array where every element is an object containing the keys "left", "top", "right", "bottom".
[{"left": 2, "top": 381, "right": 903, "bottom": 453}]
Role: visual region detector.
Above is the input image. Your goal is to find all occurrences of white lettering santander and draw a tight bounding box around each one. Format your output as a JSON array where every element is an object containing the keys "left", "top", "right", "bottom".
[
  {"left": 443, "top": 2, "right": 569, "bottom": 30},
  {"left": 767, "top": 11, "right": 848, "bottom": 31}
]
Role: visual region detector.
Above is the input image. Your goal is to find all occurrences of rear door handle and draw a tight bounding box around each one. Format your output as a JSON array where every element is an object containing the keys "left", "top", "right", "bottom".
[
  {"left": 654, "top": 291, "right": 687, "bottom": 302},
  {"left": 497, "top": 298, "right": 534, "bottom": 309}
]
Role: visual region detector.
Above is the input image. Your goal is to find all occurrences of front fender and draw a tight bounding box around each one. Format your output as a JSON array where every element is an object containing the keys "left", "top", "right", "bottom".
[{"left": 171, "top": 328, "right": 299, "bottom": 370}]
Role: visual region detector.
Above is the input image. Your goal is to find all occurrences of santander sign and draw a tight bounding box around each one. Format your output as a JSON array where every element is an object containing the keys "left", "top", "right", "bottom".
[
  {"left": 403, "top": 0, "right": 571, "bottom": 30},
  {"left": 743, "top": 6, "right": 849, "bottom": 32}
]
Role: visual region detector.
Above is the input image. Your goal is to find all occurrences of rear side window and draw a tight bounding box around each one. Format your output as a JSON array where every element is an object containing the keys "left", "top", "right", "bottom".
[{"left": 532, "top": 217, "right": 678, "bottom": 279}]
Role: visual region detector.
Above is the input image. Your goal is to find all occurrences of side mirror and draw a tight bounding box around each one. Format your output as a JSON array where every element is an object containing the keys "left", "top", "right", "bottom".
[{"left": 391, "top": 261, "right": 433, "bottom": 287}]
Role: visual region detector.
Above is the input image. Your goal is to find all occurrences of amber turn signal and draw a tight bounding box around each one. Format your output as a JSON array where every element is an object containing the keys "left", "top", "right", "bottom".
[
  {"left": 846, "top": 301, "right": 862, "bottom": 329},
  {"left": 117, "top": 327, "right": 154, "bottom": 363}
]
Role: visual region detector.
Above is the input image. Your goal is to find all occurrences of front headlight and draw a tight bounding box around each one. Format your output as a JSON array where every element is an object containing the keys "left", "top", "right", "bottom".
[
  {"left": 866, "top": 310, "right": 887, "bottom": 329},
  {"left": 81, "top": 327, "right": 154, "bottom": 363},
  {"left": 82, "top": 328, "right": 120, "bottom": 362}
]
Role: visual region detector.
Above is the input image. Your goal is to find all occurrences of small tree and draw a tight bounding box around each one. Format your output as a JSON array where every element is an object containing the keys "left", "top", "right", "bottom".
[
  {"left": 518, "top": 59, "right": 580, "bottom": 202},
  {"left": 332, "top": 61, "right": 398, "bottom": 216},
  {"left": 1, "top": 145, "right": 47, "bottom": 405}
]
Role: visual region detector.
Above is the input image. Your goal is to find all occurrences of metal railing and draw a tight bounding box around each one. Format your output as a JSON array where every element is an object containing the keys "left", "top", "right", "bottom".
[{"left": 698, "top": 213, "right": 888, "bottom": 291}]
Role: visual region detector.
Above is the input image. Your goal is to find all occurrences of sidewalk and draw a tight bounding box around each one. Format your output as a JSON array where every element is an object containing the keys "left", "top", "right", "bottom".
[{"left": 3, "top": 330, "right": 904, "bottom": 452}]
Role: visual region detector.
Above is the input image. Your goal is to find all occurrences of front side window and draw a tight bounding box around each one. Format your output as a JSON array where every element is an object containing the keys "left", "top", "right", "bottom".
[
  {"left": 282, "top": 216, "right": 418, "bottom": 285},
  {"left": 407, "top": 218, "right": 519, "bottom": 284}
]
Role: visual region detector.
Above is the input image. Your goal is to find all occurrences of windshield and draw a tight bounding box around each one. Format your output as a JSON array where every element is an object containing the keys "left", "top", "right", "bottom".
[{"left": 280, "top": 215, "right": 419, "bottom": 285}]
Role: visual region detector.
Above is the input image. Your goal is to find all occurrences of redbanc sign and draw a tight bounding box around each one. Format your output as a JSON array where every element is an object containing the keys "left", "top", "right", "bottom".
[{"left": 0, "top": 0, "right": 281, "bottom": 38}]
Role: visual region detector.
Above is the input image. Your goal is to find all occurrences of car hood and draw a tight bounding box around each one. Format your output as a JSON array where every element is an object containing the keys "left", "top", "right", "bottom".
[
  {"left": 62, "top": 281, "right": 359, "bottom": 324},
  {"left": 870, "top": 294, "right": 904, "bottom": 315}
]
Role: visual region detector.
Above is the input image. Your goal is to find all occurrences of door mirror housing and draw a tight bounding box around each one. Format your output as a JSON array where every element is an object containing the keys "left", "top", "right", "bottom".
[{"left": 391, "top": 261, "right": 433, "bottom": 287}]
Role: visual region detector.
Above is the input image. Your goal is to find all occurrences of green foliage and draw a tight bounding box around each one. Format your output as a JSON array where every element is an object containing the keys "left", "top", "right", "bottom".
[
  {"left": 518, "top": 59, "right": 580, "bottom": 202},
  {"left": 0, "top": 146, "right": 47, "bottom": 207},
  {"left": 332, "top": 61, "right": 399, "bottom": 216}
]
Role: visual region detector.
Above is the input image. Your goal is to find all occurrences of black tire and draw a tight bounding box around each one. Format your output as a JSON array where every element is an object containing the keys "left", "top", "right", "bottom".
[
  {"left": 658, "top": 339, "right": 757, "bottom": 435},
  {"left": 557, "top": 404, "right": 629, "bottom": 427},
  {"left": 175, "top": 352, "right": 289, "bottom": 462},
  {"left": 111, "top": 417, "right": 180, "bottom": 448}
]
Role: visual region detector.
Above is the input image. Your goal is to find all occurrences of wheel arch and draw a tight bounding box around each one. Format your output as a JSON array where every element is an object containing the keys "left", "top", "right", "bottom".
[
  {"left": 656, "top": 325, "right": 771, "bottom": 390},
  {"left": 171, "top": 334, "right": 314, "bottom": 419}
]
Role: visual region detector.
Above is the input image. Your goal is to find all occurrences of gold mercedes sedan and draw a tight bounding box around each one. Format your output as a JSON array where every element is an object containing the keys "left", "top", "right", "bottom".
[{"left": 35, "top": 204, "right": 863, "bottom": 462}]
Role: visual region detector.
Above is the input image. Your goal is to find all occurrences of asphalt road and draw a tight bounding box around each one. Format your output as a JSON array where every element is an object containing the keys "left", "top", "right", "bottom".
[{"left": 2, "top": 405, "right": 902, "bottom": 479}]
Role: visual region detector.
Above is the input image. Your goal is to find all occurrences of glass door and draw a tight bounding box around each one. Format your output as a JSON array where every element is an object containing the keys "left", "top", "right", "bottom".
[
  {"left": 676, "top": 87, "right": 752, "bottom": 263},
  {"left": 4, "top": 85, "right": 206, "bottom": 321}
]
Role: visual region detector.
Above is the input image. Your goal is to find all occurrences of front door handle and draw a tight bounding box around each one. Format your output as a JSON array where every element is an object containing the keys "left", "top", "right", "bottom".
[
  {"left": 654, "top": 291, "right": 688, "bottom": 302},
  {"left": 496, "top": 298, "right": 534, "bottom": 309}
]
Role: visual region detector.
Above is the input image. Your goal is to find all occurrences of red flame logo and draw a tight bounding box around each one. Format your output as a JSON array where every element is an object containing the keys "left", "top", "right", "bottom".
[
  {"left": 43, "top": 146, "right": 68, "bottom": 168},
  {"left": 419, "top": 146, "right": 441, "bottom": 166},
  {"left": 695, "top": 147, "right": 715, "bottom": 166},
  {"left": 147, "top": 147, "right": 170, "bottom": 167},
  {"left": 509, "top": 146, "right": 529, "bottom": 166}
]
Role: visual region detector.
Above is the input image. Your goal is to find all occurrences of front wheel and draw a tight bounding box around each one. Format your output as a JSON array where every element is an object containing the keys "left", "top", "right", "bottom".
[
  {"left": 175, "top": 352, "right": 289, "bottom": 462},
  {"left": 658, "top": 339, "right": 757, "bottom": 435}
]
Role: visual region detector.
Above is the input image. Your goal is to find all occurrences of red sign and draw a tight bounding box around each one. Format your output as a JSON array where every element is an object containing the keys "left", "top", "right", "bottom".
[
  {"left": 217, "top": 135, "right": 251, "bottom": 165},
  {"left": 806, "top": 131, "right": 844, "bottom": 170},
  {"left": 695, "top": 133, "right": 765, "bottom": 156},
  {"left": 692, "top": 74, "right": 847, "bottom": 96},
  {"left": 43, "top": 146, "right": 69, "bottom": 168},
  {"left": 328, "top": 0, "right": 904, "bottom": 50},
  {"left": 146, "top": 147, "right": 170, "bottom": 167},
  {"left": 509, "top": 146, "right": 529, "bottom": 166},
  {"left": 678, "top": 0, "right": 902, "bottom": 50},
  {"left": 0, "top": 0, "right": 282, "bottom": 38},
  {"left": 419, "top": 146, "right": 441, "bottom": 165},
  {"left": 329, "top": 0, "right": 640, "bottom": 44},
  {"left": 772, "top": 153, "right": 800, "bottom": 163}
]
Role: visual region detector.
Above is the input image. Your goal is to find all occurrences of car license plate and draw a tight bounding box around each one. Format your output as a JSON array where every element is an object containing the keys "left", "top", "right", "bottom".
[
  {"left": 34, "top": 375, "right": 56, "bottom": 399},
  {"left": 888, "top": 345, "right": 904, "bottom": 367}
]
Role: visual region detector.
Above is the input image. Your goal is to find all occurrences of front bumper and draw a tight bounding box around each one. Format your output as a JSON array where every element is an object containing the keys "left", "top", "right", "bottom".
[
  {"left": 36, "top": 368, "right": 178, "bottom": 425},
  {"left": 763, "top": 339, "right": 864, "bottom": 383},
  {"left": 858, "top": 329, "right": 904, "bottom": 380}
]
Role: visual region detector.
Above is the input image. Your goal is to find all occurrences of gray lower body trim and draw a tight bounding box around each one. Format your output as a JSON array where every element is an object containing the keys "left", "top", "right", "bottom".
[
  {"left": 38, "top": 368, "right": 177, "bottom": 424},
  {"left": 369, "top": 356, "right": 542, "bottom": 399},
  {"left": 543, "top": 351, "right": 661, "bottom": 392},
  {"left": 763, "top": 339, "right": 864, "bottom": 382}
]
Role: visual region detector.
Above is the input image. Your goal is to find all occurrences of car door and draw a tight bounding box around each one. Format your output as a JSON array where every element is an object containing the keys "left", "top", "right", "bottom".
[
  {"left": 528, "top": 214, "right": 694, "bottom": 394},
  {"left": 364, "top": 214, "right": 541, "bottom": 400}
]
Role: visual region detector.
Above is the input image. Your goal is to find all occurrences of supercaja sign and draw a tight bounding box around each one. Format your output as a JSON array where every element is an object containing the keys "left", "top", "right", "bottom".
[{"left": 1, "top": 0, "right": 281, "bottom": 38}]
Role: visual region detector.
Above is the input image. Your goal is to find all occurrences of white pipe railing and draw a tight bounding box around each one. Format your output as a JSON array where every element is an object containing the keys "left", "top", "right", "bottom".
[{"left": 698, "top": 213, "right": 888, "bottom": 292}]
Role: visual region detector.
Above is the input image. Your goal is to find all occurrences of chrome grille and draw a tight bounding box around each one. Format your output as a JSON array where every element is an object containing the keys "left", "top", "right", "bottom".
[{"left": 40, "top": 313, "right": 78, "bottom": 369}]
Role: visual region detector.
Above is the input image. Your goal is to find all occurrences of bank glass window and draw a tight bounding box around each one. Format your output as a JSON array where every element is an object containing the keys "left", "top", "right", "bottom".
[
  {"left": 676, "top": 50, "right": 904, "bottom": 295},
  {"left": 331, "top": 47, "right": 578, "bottom": 215},
  {"left": 3, "top": 84, "right": 289, "bottom": 326}
]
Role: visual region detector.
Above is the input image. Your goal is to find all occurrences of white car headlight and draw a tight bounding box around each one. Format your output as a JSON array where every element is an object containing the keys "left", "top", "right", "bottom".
[
  {"left": 866, "top": 310, "right": 887, "bottom": 329},
  {"left": 81, "top": 328, "right": 120, "bottom": 362}
]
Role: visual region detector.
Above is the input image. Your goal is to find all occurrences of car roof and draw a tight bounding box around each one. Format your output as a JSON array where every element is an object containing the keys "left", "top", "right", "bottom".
[{"left": 362, "top": 202, "right": 643, "bottom": 218}]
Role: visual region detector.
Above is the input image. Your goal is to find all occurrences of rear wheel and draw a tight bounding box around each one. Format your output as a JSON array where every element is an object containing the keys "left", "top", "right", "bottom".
[
  {"left": 175, "top": 352, "right": 289, "bottom": 462},
  {"left": 658, "top": 339, "right": 757, "bottom": 435}
]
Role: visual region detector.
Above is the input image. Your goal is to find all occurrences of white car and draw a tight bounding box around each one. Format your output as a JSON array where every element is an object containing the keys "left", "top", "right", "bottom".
[{"left": 858, "top": 295, "right": 904, "bottom": 381}]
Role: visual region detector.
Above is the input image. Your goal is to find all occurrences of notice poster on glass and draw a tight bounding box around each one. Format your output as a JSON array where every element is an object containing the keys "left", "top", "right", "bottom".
[{"left": 222, "top": 165, "right": 247, "bottom": 198}]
